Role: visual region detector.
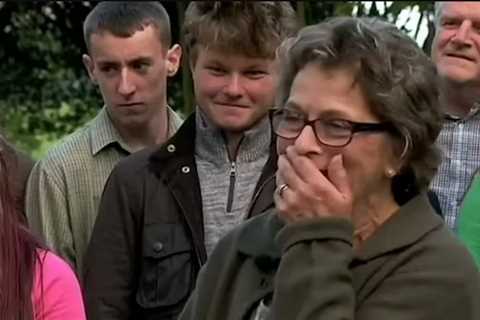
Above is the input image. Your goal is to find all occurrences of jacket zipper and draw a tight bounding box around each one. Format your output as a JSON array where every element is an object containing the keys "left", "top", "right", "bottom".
[{"left": 226, "top": 161, "right": 236, "bottom": 212}]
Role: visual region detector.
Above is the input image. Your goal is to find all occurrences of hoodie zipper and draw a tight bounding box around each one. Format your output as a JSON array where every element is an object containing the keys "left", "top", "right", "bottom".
[
  {"left": 226, "top": 161, "right": 236, "bottom": 212},
  {"left": 225, "top": 136, "right": 244, "bottom": 213}
]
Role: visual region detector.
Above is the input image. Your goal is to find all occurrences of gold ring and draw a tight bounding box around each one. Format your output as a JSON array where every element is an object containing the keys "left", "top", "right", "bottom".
[{"left": 278, "top": 183, "right": 289, "bottom": 197}]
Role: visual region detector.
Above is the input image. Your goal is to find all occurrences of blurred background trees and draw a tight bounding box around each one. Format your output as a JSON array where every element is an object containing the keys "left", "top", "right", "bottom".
[{"left": 0, "top": 1, "right": 434, "bottom": 158}]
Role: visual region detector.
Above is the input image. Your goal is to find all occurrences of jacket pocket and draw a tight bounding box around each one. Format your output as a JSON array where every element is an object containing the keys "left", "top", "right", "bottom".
[{"left": 136, "top": 223, "right": 193, "bottom": 309}]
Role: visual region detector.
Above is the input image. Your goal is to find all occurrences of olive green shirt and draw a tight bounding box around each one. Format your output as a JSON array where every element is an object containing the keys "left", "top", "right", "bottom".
[{"left": 26, "top": 106, "right": 183, "bottom": 277}]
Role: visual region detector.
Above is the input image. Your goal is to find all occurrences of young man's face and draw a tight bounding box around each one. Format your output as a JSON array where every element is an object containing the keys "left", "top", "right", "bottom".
[
  {"left": 83, "top": 25, "right": 181, "bottom": 129},
  {"left": 191, "top": 46, "right": 278, "bottom": 133},
  {"left": 432, "top": 2, "right": 480, "bottom": 86}
]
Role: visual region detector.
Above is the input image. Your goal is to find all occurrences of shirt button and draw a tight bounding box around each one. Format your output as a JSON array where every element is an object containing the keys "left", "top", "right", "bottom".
[
  {"left": 153, "top": 242, "right": 164, "bottom": 253},
  {"left": 458, "top": 123, "right": 464, "bottom": 129},
  {"left": 182, "top": 166, "right": 190, "bottom": 174},
  {"left": 167, "top": 144, "right": 176, "bottom": 153}
]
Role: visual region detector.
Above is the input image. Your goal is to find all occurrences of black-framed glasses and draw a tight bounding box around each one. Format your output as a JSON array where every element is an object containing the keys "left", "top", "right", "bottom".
[{"left": 272, "top": 109, "right": 392, "bottom": 147}]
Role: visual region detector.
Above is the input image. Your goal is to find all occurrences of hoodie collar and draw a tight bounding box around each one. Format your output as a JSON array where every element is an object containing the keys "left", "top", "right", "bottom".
[{"left": 194, "top": 106, "right": 272, "bottom": 165}]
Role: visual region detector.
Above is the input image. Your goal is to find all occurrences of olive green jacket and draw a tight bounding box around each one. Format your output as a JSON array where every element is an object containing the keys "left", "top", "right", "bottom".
[{"left": 180, "top": 194, "right": 480, "bottom": 320}]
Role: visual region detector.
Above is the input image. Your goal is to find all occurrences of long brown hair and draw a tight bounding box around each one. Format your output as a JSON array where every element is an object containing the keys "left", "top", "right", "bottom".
[{"left": 0, "top": 139, "right": 43, "bottom": 320}]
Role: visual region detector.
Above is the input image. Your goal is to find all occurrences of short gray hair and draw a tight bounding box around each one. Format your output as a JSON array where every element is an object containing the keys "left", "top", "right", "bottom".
[
  {"left": 434, "top": 2, "right": 444, "bottom": 26},
  {"left": 276, "top": 17, "right": 443, "bottom": 204}
]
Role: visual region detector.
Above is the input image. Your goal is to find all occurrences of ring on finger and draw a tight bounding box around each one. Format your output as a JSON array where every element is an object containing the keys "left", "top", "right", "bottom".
[{"left": 278, "top": 183, "right": 289, "bottom": 197}]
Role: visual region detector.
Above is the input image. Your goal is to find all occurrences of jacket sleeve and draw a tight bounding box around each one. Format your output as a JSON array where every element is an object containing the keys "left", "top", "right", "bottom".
[
  {"left": 271, "top": 218, "right": 356, "bottom": 320},
  {"left": 26, "top": 161, "right": 76, "bottom": 269},
  {"left": 83, "top": 164, "right": 141, "bottom": 320},
  {"left": 271, "top": 219, "right": 480, "bottom": 320}
]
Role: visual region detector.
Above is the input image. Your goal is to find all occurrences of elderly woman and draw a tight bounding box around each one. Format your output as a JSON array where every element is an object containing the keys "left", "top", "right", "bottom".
[{"left": 179, "top": 17, "right": 480, "bottom": 320}]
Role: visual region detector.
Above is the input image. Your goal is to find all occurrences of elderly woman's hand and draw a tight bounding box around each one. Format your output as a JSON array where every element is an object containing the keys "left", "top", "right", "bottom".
[{"left": 275, "top": 146, "right": 353, "bottom": 224}]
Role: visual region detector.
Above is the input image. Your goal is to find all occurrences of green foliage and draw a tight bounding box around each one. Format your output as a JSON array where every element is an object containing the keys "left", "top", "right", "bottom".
[{"left": 0, "top": 1, "right": 101, "bottom": 158}]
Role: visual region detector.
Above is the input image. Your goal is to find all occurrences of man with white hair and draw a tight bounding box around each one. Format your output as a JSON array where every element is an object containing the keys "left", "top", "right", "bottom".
[{"left": 430, "top": 1, "right": 480, "bottom": 230}]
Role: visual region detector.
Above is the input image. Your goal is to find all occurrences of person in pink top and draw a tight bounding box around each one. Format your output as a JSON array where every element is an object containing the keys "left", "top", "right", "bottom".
[{"left": 0, "top": 139, "right": 86, "bottom": 320}]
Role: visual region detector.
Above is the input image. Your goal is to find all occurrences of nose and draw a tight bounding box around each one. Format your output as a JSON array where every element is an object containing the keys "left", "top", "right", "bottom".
[
  {"left": 223, "top": 74, "right": 243, "bottom": 98},
  {"left": 293, "top": 124, "right": 325, "bottom": 155},
  {"left": 118, "top": 68, "right": 136, "bottom": 96},
  {"left": 451, "top": 20, "right": 473, "bottom": 46}
]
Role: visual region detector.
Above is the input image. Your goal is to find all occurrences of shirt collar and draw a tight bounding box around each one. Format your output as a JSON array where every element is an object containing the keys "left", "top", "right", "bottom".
[
  {"left": 89, "top": 107, "right": 130, "bottom": 156},
  {"left": 89, "top": 106, "right": 183, "bottom": 156},
  {"left": 445, "top": 101, "right": 480, "bottom": 121},
  {"left": 167, "top": 106, "right": 184, "bottom": 136}
]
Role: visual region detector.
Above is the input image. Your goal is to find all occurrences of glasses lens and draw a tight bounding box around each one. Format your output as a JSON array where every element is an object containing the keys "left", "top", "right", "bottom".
[
  {"left": 314, "top": 119, "right": 352, "bottom": 146},
  {"left": 273, "top": 110, "right": 305, "bottom": 139}
]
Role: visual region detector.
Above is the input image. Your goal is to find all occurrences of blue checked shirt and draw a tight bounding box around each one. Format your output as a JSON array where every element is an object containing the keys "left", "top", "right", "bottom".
[{"left": 430, "top": 103, "right": 480, "bottom": 231}]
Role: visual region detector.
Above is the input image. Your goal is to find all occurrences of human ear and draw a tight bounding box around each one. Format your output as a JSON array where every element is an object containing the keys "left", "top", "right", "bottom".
[
  {"left": 166, "top": 44, "right": 182, "bottom": 77},
  {"left": 82, "top": 54, "right": 97, "bottom": 85}
]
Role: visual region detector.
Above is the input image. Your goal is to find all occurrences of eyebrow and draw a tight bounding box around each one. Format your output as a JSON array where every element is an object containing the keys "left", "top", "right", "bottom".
[
  {"left": 284, "top": 100, "right": 355, "bottom": 120},
  {"left": 204, "top": 59, "right": 224, "bottom": 65},
  {"left": 441, "top": 10, "right": 480, "bottom": 21},
  {"left": 317, "top": 109, "right": 353, "bottom": 120},
  {"left": 283, "top": 101, "right": 302, "bottom": 111},
  {"left": 128, "top": 57, "right": 153, "bottom": 65},
  {"left": 243, "top": 63, "right": 269, "bottom": 69},
  {"left": 96, "top": 56, "right": 153, "bottom": 65},
  {"left": 441, "top": 14, "right": 462, "bottom": 22}
]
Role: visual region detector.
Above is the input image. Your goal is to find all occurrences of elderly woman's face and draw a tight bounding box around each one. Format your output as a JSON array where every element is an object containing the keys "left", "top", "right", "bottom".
[{"left": 276, "top": 64, "right": 399, "bottom": 203}]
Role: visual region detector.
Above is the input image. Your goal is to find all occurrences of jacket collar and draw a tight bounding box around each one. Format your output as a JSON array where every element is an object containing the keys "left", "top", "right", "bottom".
[
  {"left": 149, "top": 110, "right": 278, "bottom": 179},
  {"left": 89, "top": 107, "right": 131, "bottom": 155},
  {"left": 355, "top": 192, "right": 443, "bottom": 260},
  {"left": 149, "top": 112, "right": 197, "bottom": 165},
  {"left": 238, "top": 210, "right": 284, "bottom": 272},
  {"left": 238, "top": 193, "right": 443, "bottom": 263}
]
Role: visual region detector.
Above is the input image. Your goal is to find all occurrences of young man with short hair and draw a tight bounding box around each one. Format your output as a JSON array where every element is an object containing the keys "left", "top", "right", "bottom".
[
  {"left": 25, "top": 1, "right": 182, "bottom": 277},
  {"left": 84, "top": 2, "right": 298, "bottom": 319}
]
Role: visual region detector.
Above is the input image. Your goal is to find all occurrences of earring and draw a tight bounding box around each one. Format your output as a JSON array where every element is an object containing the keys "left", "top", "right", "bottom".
[
  {"left": 167, "top": 66, "right": 176, "bottom": 76},
  {"left": 386, "top": 168, "right": 396, "bottom": 178}
]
